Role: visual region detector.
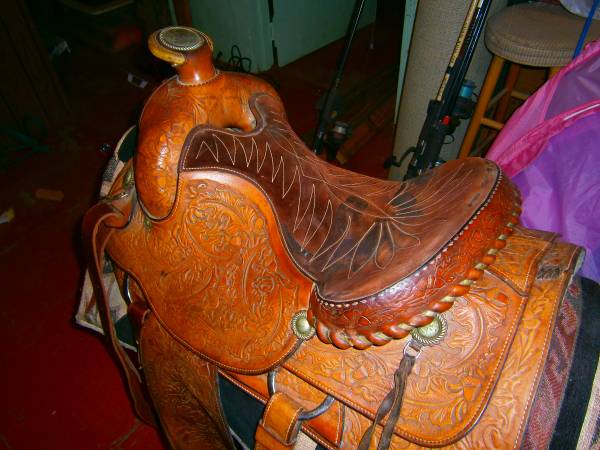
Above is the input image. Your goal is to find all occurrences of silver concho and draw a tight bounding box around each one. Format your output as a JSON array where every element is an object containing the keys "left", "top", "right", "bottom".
[
  {"left": 158, "top": 27, "right": 204, "bottom": 52},
  {"left": 291, "top": 310, "right": 316, "bottom": 340},
  {"left": 410, "top": 313, "right": 447, "bottom": 346}
]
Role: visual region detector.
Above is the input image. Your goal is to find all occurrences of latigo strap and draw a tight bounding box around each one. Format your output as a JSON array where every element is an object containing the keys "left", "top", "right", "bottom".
[{"left": 358, "top": 341, "right": 422, "bottom": 450}]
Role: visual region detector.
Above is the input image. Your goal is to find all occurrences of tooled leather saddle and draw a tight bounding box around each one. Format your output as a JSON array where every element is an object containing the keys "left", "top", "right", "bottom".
[{"left": 83, "top": 27, "right": 584, "bottom": 449}]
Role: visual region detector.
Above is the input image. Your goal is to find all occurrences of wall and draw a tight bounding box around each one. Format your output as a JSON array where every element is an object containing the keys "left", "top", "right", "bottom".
[
  {"left": 183, "top": 0, "right": 377, "bottom": 72},
  {"left": 272, "top": 0, "right": 377, "bottom": 67},
  {"left": 189, "top": 0, "right": 273, "bottom": 72}
]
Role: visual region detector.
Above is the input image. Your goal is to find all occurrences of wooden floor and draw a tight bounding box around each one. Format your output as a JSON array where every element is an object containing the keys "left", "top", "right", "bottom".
[{"left": 0, "top": 11, "right": 400, "bottom": 450}]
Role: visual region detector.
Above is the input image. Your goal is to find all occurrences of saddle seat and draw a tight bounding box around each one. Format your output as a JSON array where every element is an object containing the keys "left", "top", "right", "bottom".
[
  {"left": 180, "top": 94, "right": 521, "bottom": 349},
  {"left": 104, "top": 26, "right": 520, "bottom": 355}
]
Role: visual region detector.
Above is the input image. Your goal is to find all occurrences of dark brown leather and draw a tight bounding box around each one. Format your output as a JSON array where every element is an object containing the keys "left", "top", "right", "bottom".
[{"left": 182, "top": 94, "right": 509, "bottom": 301}]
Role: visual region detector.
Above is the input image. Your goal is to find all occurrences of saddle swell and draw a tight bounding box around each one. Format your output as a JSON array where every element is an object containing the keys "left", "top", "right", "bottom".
[
  {"left": 136, "top": 27, "right": 281, "bottom": 220},
  {"left": 180, "top": 93, "right": 522, "bottom": 349}
]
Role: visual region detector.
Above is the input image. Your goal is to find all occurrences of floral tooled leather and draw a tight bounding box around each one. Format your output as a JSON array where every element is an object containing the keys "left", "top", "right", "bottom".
[
  {"left": 136, "top": 231, "right": 581, "bottom": 449},
  {"left": 284, "top": 268, "right": 527, "bottom": 446},
  {"left": 140, "top": 315, "right": 232, "bottom": 449},
  {"left": 109, "top": 173, "right": 313, "bottom": 373},
  {"left": 229, "top": 232, "right": 581, "bottom": 448}
]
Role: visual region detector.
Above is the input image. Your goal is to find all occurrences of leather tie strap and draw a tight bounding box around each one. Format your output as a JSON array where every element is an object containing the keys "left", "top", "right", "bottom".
[
  {"left": 358, "top": 341, "right": 422, "bottom": 450},
  {"left": 82, "top": 202, "right": 156, "bottom": 426},
  {"left": 255, "top": 392, "right": 306, "bottom": 450}
]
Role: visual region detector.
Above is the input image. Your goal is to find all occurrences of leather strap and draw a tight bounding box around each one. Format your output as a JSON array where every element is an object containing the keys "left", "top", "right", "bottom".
[
  {"left": 82, "top": 202, "right": 155, "bottom": 425},
  {"left": 358, "top": 341, "right": 422, "bottom": 450},
  {"left": 255, "top": 392, "right": 305, "bottom": 450}
]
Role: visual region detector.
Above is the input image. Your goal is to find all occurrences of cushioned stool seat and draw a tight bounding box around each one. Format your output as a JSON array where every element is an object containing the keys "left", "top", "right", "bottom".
[
  {"left": 459, "top": 2, "right": 600, "bottom": 158},
  {"left": 487, "top": 2, "right": 600, "bottom": 67}
]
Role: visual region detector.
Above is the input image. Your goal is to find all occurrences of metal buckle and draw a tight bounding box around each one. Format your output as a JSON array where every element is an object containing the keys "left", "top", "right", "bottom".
[{"left": 403, "top": 340, "right": 423, "bottom": 358}]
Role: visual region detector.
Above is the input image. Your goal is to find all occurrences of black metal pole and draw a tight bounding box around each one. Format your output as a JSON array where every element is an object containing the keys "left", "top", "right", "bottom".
[{"left": 312, "top": 0, "right": 367, "bottom": 154}]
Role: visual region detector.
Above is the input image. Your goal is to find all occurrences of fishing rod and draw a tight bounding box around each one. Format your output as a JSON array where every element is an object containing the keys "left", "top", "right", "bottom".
[
  {"left": 394, "top": 0, "right": 492, "bottom": 179},
  {"left": 313, "top": 0, "right": 367, "bottom": 155}
]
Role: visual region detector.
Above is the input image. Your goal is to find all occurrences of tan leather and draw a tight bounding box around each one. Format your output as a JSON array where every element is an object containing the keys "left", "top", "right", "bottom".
[
  {"left": 255, "top": 392, "right": 305, "bottom": 450},
  {"left": 223, "top": 231, "right": 581, "bottom": 449},
  {"left": 138, "top": 29, "right": 280, "bottom": 220},
  {"left": 85, "top": 164, "right": 582, "bottom": 449},
  {"left": 373, "top": 237, "right": 580, "bottom": 449},
  {"left": 487, "top": 226, "right": 556, "bottom": 295},
  {"left": 108, "top": 173, "right": 313, "bottom": 373},
  {"left": 285, "top": 268, "right": 527, "bottom": 445},
  {"left": 139, "top": 315, "right": 233, "bottom": 449},
  {"left": 130, "top": 231, "right": 580, "bottom": 450},
  {"left": 81, "top": 26, "right": 585, "bottom": 450},
  {"left": 223, "top": 372, "right": 345, "bottom": 448}
]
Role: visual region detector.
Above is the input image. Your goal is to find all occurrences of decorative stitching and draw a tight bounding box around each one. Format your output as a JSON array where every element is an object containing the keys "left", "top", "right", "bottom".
[
  {"left": 313, "top": 208, "right": 520, "bottom": 348},
  {"left": 176, "top": 69, "right": 222, "bottom": 87},
  {"left": 180, "top": 95, "right": 500, "bottom": 302}
]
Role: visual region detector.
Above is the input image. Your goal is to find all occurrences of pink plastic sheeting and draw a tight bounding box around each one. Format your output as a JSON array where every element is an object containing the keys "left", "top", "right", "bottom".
[{"left": 487, "top": 40, "right": 600, "bottom": 282}]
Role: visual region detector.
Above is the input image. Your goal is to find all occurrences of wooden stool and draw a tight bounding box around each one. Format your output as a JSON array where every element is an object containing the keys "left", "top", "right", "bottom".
[{"left": 459, "top": 2, "right": 600, "bottom": 158}]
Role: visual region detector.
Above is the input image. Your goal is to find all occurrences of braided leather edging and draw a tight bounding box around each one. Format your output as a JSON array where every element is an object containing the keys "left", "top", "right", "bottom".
[{"left": 309, "top": 185, "right": 522, "bottom": 350}]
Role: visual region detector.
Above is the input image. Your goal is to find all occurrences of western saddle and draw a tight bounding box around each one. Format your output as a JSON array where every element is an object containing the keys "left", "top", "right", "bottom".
[{"left": 83, "top": 27, "right": 583, "bottom": 449}]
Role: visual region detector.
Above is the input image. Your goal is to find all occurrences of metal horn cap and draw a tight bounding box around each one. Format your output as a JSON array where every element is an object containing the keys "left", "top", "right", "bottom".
[{"left": 158, "top": 27, "right": 205, "bottom": 52}]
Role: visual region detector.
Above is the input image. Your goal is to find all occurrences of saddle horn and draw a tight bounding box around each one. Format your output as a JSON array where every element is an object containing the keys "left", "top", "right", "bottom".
[{"left": 148, "top": 26, "right": 216, "bottom": 85}]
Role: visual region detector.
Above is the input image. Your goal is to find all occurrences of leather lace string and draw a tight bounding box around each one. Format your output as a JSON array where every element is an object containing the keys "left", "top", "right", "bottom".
[{"left": 358, "top": 340, "right": 422, "bottom": 450}]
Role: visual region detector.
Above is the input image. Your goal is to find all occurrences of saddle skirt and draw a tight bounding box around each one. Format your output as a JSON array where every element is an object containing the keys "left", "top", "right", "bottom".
[{"left": 82, "top": 26, "right": 584, "bottom": 450}]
